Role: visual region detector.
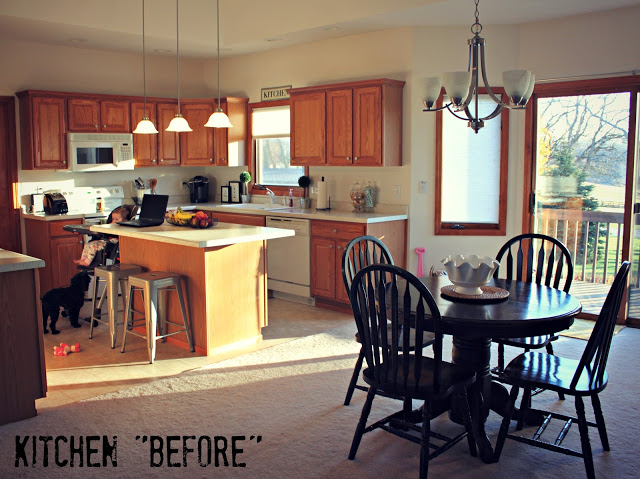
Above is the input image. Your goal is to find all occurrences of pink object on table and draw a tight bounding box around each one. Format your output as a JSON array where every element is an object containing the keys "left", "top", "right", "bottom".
[{"left": 415, "top": 247, "right": 426, "bottom": 277}]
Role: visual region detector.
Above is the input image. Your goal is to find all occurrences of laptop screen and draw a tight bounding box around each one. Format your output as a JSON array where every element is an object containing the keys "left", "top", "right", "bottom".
[{"left": 139, "top": 194, "right": 169, "bottom": 221}]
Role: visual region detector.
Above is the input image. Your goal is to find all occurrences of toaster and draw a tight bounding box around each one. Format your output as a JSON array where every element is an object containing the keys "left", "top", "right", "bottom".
[{"left": 43, "top": 193, "right": 68, "bottom": 215}]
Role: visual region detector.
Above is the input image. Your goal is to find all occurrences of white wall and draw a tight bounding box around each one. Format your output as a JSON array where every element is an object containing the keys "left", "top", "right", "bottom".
[{"left": 4, "top": 5, "right": 640, "bottom": 273}]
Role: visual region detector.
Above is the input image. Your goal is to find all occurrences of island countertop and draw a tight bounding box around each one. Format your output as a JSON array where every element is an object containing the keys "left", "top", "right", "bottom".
[
  {"left": 90, "top": 222, "right": 294, "bottom": 248},
  {"left": 0, "top": 249, "right": 45, "bottom": 273}
]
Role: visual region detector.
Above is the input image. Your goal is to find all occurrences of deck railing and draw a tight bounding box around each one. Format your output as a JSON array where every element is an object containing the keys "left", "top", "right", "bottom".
[{"left": 538, "top": 208, "right": 626, "bottom": 285}]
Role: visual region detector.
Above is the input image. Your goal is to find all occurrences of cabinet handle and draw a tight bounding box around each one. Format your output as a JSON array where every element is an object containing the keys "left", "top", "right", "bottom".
[
  {"left": 95, "top": 124, "right": 98, "bottom": 128},
  {"left": 346, "top": 157, "right": 351, "bottom": 161},
  {"left": 329, "top": 244, "right": 333, "bottom": 249},
  {"left": 337, "top": 245, "right": 342, "bottom": 250},
  {"left": 221, "top": 158, "right": 226, "bottom": 162},
  {"left": 159, "top": 159, "right": 164, "bottom": 163},
  {"left": 103, "top": 124, "right": 107, "bottom": 128},
  {"left": 79, "top": 240, "right": 83, "bottom": 244},
  {"left": 333, "top": 229, "right": 338, "bottom": 233},
  {"left": 354, "top": 157, "right": 359, "bottom": 161},
  {"left": 153, "top": 159, "right": 158, "bottom": 163},
  {"left": 210, "top": 158, "right": 214, "bottom": 162}
]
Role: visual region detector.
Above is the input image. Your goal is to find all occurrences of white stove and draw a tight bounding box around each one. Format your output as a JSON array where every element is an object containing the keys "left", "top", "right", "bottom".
[{"left": 62, "top": 186, "right": 125, "bottom": 220}]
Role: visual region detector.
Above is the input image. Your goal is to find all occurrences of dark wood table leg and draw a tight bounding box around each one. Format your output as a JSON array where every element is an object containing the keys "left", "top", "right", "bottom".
[{"left": 451, "top": 336, "right": 496, "bottom": 464}]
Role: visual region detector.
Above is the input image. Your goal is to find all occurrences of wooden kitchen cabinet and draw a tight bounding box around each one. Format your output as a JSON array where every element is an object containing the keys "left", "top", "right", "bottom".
[
  {"left": 24, "top": 218, "right": 84, "bottom": 295},
  {"left": 209, "top": 211, "right": 266, "bottom": 227},
  {"left": 290, "top": 91, "right": 326, "bottom": 165},
  {"left": 157, "top": 102, "right": 181, "bottom": 165},
  {"left": 68, "top": 98, "right": 130, "bottom": 132},
  {"left": 131, "top": 101, "right": 158, "bottom": 166},
  {"left": 289, "top": 78, "right": 404, "bottom": 167},
  {"left": 17, "top": 91, "right": 67, "bottom": 170},
  {"left": 181, "top": 101, "right": 215, "bottom": 166},
  {"left": 213, "top": 98, "right": 249, "bottom": 167},
  {"left": 310, "top": 219, "right": 407, "bottom": 310}
]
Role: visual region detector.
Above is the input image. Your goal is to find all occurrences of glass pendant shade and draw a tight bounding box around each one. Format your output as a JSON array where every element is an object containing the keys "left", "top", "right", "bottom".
[
  {"left": 204, "top": 108, "right": 233, "bottom": 128},
  {"left": 522, "top": 73, "right": 536, "bottom": 105},
  {"left": 443, "top": 71, "right": 472, "bottom": 107},
  {"left": 503, "top": 70, "right": 532, "bottom": 105},
  {"left": 423, "top": 77, "right": 442, "bottom": 109},
  {"left": 166, "top": 114, "right": 193, "bottom": 132},
  {"left": 133, "top": 117, "right": 159, "bottom": 134}
]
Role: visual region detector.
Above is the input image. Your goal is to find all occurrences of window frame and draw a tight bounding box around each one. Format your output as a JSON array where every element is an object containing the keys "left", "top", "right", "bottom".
[
  {"left": 248, "top": 99, "right": 307, "bottom": 198},
  {"left": 434, "top": 87, "right": 510, "bottom": 236}
]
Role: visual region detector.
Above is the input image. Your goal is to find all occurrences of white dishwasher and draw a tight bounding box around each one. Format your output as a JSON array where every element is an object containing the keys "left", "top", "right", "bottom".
[{"left": 266, "top": 216, "right": 311, "bottom": 299}]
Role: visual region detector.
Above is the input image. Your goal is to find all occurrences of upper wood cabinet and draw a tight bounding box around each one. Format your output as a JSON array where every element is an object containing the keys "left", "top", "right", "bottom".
[
  {"left": 289, "top": 78, "right": 405, "bottom": 167},
  {"left": 68, "top": 98, "right": 130, "bottom": 132},
  {"left": 214, "top": 97, "right": 248, "bottom": 167},
  {"left": 180, "top": 101, "right": 216, "bottom": 166},
  {"left": 17, "top": 91, "right": 67, "bottom": 170},
  {"left": 157, "top": 102, "right": 181, "bottom": 166}
]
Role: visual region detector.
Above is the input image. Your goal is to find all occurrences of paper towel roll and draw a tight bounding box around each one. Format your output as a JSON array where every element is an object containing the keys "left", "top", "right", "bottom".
[{"left": 317, "top": 177, "right": 328, "bottom": 209}]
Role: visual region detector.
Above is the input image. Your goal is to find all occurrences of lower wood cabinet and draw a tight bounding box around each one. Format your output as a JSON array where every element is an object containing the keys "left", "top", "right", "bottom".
[
  {"left": 208, "top": 211, "right": 266, "bottom": 227},
  {"left": 310, "top": 219, "right": 407, "bottom": 310},
  {"left": 24, "top": 218, "right": 84, "bottom": 294}
]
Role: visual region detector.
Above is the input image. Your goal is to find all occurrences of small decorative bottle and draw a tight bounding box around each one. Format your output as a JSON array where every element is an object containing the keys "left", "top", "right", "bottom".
[{"left": 364, "top": 181, "right": 375, "bottom": 212}]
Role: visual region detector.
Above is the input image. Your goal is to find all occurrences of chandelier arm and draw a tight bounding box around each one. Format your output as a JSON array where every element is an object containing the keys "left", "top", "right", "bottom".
[
  {"left": 422, "top": 103, "right": 452, "bottom": 113},
  {"left": 447, "top": 104, "right": 474, "bottom": 121},
  {"left": 478, "top": 41, "right": 510, "bottom": 108},
  {"left": 477, "top": 103, "right": 505, "bottom": 122}
]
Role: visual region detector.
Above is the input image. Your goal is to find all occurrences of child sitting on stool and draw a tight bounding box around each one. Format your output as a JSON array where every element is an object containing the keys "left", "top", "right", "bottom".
[{"left": 73, "top": 205, "right": 131, "bottom": 267}]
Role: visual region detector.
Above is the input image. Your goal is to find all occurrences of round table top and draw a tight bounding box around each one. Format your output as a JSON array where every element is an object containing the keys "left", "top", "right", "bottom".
[{"left": 405, "top": 276, "right": 582, "bottom": 339}]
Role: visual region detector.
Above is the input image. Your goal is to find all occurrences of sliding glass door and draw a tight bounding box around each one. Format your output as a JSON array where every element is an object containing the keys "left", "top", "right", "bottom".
[{"left": 525, "top": 78, "right": 638, "bottom": 321}]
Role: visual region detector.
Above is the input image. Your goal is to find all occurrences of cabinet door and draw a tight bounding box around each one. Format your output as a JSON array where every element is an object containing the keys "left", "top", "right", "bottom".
[
  {"left": 352, "top": 86, "right": 382, "bottom": 166},
  {"left": 131, "top": 101, "right": 158, "bottom": 167},
  {"left": 157, "top": 103, "right": 180, "bottom": 165},
  {"left": 50, "top": 236, "right": 83, "bottom": 288},
  {"left": 290, "top": 91, "right": 326, "bottom": 165},
  {"left": 100, "top": 100, "right": 130, "bottom": 132},
  {"left": 326, "top": 89, "right": 353, "bottom": 166},
  {"left": 181, "top": 103, "right": 215, "bottom": 166},
  {"left": 334, "top": 239, "right": 351, "bottom": 304},
  {"left": 68, "top": 99, "right": 99, "bottom": 131},
  {"left": 311, "top": 237, "right": 336, "bottom": 299},
  {"left": 31, "top": 97, "right": 67, "bottom": 169}
]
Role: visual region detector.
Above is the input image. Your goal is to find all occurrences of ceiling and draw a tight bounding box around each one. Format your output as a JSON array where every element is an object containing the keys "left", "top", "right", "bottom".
[{"left": 0, "top": 0, "right": 638, "bottom": 59}]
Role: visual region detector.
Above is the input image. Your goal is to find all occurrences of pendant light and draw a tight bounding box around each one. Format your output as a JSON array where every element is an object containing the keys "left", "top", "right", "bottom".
[
  {"left": 166, "top": 0, "right": 192, "bottom": 132},
  {"left": 204, "top": 0, "right": 233, "bottom": 128},
  {"left": 133, "top": 0, "right": 158, "bottom": 134}
]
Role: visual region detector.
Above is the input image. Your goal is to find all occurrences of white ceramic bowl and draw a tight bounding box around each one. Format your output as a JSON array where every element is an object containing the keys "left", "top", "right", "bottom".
[{"left": 441, "top": 254, "right": 500, "bottom": 295}]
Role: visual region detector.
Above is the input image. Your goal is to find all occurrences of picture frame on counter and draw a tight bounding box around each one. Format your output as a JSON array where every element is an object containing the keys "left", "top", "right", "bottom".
[
  {"left": 221, "top": 186, "right": 230, "bottom": 203},
  {"left": 229, "top": 181, "right": 242, "bottom": 203}
]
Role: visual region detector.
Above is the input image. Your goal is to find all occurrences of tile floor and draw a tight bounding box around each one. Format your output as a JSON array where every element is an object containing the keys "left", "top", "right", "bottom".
[{"left": 39, "top": 297, "right": 353, "bottom": 410}]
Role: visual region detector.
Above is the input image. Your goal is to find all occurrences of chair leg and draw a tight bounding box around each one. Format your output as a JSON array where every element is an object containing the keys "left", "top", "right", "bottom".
[
  {"left": 545, "top": 342, "right": 565, "bottom": 400},
  {"left": 460, "top": 388, "right": 477, "bottom": 457},
  {"left": 575, "top": 395, "right": 596, "bottom": 479},
  {"left": 493, "top": 385, "right": 519, "bottom": 462},
  {"left": 348, "top": 387, "right": 376, "bottom": 460},
  {"left": 516, "top": 387, "right": 532, "bottom": 431},
  {"left": 344, "top": 348, "right": 365, "bottom": 406},
  {"left": 591, "top": 393, "right": 610, "bottom": 451},
  {"left": 419, "top": 400, "right": 431, "bottom": 479},
  {"left": 497, "top": 343, "right": 505, "bottom": 372}
]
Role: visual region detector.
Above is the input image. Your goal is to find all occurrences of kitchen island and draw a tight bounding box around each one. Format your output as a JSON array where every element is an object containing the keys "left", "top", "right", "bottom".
[{"left": 90, "top": 222, "right": 294, "bottom": 357}]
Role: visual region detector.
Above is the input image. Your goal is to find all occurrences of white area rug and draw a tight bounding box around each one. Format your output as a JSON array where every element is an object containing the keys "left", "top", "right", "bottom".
[{"left": 1, "top": 323, "right": 639, "bottom": 478}]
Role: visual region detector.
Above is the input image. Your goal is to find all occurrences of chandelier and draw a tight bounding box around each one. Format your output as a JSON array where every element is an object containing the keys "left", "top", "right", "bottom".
[{"left": 422, "top": 0, "right": 534, "bottom": 133}]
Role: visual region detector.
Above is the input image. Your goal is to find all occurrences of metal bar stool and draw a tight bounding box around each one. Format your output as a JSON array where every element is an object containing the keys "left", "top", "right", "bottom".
[
  {"left": 121, "top": 271, "right": 195, "bottom": 363},
  {"left": 89, "top": 263, "right": 142, "bottom": 348}
]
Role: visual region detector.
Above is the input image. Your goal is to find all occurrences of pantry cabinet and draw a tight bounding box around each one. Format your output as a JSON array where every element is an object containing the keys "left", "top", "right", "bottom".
[
  {"left": 289, "top": 78, "right": 404, "bottom": 167},
  {"left": 310, "top": 219, "right": 407, "bottom": 310},
  {"left": 17, "top": 91, "right": 67, "bottom": 170},
  {"left": 24, "top": 218, "right": 84, "bottom": 295},
  {"left": 68, "top": 98, "right": 130, "bottom": 132}
]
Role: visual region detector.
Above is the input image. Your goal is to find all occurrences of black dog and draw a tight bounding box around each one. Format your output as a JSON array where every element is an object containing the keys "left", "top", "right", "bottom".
[{"left": 41, "top": 272, "right": 91, "bottom": 334}]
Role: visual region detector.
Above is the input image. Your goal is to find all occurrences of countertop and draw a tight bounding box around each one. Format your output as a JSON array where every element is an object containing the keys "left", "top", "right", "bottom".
[
  {"left": 172, "top": 202, "right": 408, "bottom": 224},
  {"left": 90, "top": 222, "right": 294, "bottom": 248},
  {"left": 0, "top": 249, "right": 45, "bottom": 273}
]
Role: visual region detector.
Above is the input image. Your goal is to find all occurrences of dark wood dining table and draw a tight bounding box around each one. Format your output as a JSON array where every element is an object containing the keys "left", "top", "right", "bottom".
[{"left": 398, "top": 275, "right": 582, "bottom": 463}]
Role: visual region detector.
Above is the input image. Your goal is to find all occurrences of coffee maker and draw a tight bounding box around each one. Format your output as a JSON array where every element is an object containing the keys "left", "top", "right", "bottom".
[{"left": 187, "top": 176, "right": 209, "bottom": 203}]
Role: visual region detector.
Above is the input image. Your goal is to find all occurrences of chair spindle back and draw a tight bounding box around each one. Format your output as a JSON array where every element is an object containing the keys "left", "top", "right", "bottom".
[{"left": 342, "top": 235, "right": 394, "bottom": 294}]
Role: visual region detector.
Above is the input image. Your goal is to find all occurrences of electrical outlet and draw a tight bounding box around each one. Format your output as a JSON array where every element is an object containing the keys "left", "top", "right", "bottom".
[
  {"left": 394, "top": 185, "right": 401, "bottom": 197},
  {"left": 419, "top": 180, "right": 428, "bottom": 194},
  {"left": 311, "top": 185, "right": 318, "bottom": 194},
  {"left": 180, "top": 181, "right": 188, "bottom": 190}
]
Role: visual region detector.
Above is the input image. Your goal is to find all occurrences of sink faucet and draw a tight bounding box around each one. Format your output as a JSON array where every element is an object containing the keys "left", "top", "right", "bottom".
[{"left": 256, "top": 184, "right": 277, "bottom": 204}]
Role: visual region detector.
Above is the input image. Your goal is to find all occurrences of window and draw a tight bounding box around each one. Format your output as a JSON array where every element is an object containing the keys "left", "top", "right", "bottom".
[
  {"left": 251, "top": 102, "right": 304, "bottom": 190},
  {"left": 435, "top": 90, "right": 509, "bottom": 235}
]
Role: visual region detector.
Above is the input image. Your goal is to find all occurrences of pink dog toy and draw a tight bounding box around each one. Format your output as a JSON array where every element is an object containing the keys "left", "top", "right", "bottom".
[
  {"left": 415, "top": 247, "right": 426, "bottom": 277},
  {"left": 53, "top": 342, "right": 81, "bottom": 356}
]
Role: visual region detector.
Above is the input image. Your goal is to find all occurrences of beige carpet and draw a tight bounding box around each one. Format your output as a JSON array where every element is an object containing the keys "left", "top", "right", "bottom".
[{"left": 1, "top": 323, "right": 639, "bottom": 478}]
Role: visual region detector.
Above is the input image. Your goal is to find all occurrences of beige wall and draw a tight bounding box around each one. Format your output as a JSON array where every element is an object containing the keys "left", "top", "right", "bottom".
[{"left": 4, "top": 6, "right": 640, "bottom": 273}]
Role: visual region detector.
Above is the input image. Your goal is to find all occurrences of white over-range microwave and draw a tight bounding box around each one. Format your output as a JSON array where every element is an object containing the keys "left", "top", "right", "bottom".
[{"left": 67, "top": 132, "right": 135, "bottom": 172}]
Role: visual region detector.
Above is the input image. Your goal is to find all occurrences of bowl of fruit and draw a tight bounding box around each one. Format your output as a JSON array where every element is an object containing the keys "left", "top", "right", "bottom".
[
  {"left": 166, "top": 207, "right": 195, "bottom": 226},
  {"left": 189, "top": 211, "right": 217, "bottom": 229}
]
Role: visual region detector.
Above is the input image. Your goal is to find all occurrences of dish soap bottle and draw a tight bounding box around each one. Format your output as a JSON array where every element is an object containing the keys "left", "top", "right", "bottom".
[{"left": 289, "top": 188, "right": 293, "bottom": 207}]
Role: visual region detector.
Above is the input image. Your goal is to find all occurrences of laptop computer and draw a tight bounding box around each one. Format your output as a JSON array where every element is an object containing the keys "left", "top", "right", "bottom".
[{"left": 117, "top": 194, "right": 169, "bottom": 227}]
